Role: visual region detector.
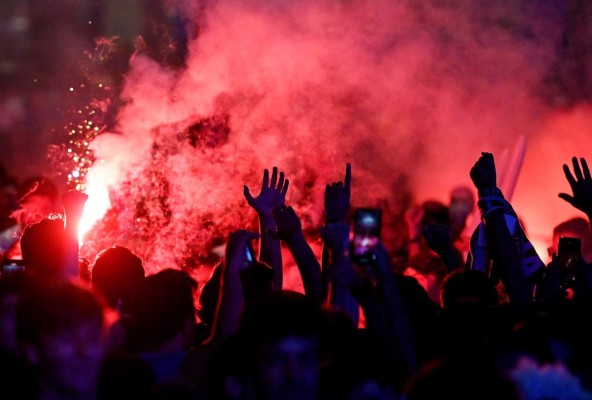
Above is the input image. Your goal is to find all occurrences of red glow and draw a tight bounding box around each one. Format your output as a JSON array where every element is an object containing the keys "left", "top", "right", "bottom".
[{"left": 77, "top": 171, "right": 111, "bottom": 245}]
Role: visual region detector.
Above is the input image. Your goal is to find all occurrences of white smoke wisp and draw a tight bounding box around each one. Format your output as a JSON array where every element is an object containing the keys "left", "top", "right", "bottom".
[{"left": 80, "top": 0, "right": 583, "bottom": 283}]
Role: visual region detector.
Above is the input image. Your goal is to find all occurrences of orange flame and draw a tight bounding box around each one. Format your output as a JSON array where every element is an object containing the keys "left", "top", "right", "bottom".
[{"left": 77, "top": 174, "right": 111, "bottom": 245}]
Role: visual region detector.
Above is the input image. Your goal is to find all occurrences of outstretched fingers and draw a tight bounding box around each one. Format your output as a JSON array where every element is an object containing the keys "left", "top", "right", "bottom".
[
  {"left": 262, "top": 168, "right": 270, "bottom": 190},
  {"left": 572, "top": 156, "right": 585, "bottom": 182},
  {"left": 563, "top": 163, "right": 577, "bottom": 188},
  {"left": 276, "top": 171, "right": 285, "bottom": 191},
  {"left": 558, "top": 192, "right": 575, "bottom": 206},
  {"left": 269, "top": 166, "right": 278, "bottom": 189},
  {"left": 344, "top": 162, "right": 352, "bottom": 191},
  {"left": 581, "top": 158, "right": 591, "bottom": 180},
  {"left": 281, "top": 178, "right": 289, "bottom": 196}
]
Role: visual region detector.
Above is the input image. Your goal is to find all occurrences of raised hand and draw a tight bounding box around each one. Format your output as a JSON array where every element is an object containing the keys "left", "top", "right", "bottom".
[
  {"left": 470, "top": 152, "right": 497, "bottom": 192},
  {"left": 244, "top": 166, "right": 289, "bottom": 214},
  {"left": 324, "top": 162, "right": 351, "bottom": 223},
  {"left": 558, "top": 157, "right": 592, "bottom": 217}
]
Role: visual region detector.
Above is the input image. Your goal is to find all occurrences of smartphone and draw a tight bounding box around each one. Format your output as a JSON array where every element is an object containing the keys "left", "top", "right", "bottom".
[
  {"left": 245, "top": 241, "right": 256, "bottom": 263},
  {"left": 350, "top": 208, "right": 382, "bottom": 264},
  {"left": 557, "top": 236, "right": 582, "bottom": 273},
  {"left": 1, "top": 259, "right": 25, "bottom": 275},
  {"left": 558, "top": 236, "right": 582, "bottom": 257}
]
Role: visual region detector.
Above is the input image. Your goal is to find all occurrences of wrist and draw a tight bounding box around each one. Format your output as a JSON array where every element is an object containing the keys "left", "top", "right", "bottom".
[{"left": 477, "top": 186, "right": 503, "bottom": 198}]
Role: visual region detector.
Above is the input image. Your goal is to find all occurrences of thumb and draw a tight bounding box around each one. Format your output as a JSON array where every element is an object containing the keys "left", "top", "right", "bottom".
[
  {"left": 243, "top": 185, "right": 255, "bottom": 204},
  {"left": 558, "top": 193, "right": 575, "bottom": 205}
]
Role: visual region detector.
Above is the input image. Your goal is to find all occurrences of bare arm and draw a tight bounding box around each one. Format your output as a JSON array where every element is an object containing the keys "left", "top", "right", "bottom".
[
  {"left": 244, "top": 167, "right": 289, "bottom": 290},
  {"left": 273, "top": 205, "right": 322, "bottom": 301}
]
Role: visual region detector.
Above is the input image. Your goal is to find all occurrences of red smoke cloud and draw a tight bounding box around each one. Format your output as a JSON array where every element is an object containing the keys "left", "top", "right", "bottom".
[{"left": 78, "top": 0, "right": 591, "bottom": 286}]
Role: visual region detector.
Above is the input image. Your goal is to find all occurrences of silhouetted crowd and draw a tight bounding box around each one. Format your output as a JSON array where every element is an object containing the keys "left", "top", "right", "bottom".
[{"left": 1, "top": 152, "right": 592, "bottom": 400}]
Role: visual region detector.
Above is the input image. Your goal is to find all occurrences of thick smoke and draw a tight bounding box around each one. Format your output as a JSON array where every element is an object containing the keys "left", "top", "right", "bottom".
[{"left": 80, "top": 0, "right": 587, "bottom": 283}]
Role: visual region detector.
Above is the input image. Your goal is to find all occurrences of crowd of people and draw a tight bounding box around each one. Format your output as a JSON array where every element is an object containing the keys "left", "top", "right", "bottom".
[{"left": 1, "top": 152, "right": 592, "bottom": 400}]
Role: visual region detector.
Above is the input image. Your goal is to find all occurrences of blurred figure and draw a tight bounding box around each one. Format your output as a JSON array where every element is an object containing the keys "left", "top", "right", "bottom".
[
  {"left": 0, "top": 176, "right": 59, "bottom": 262},
  {"left": 91, "top": 245, "right": 146, "bottom": 352},
  {"left": 448, "top": 185, "right": 475, "bottom": 259},
  {"left": 236, "top": 290, "right": 330, "bottom": 400},
  {"left": 16, "top": 278, "right": 108, "bottom": 400},
  {"left": 20, "top": 217, "right": 67, "bottom": 279},
  {"left": 125, "top": 268, "right": 198, "bottom": 382},
  {"left": 91, "top": 245, "right": 145, "bottom": 311},
  {"left": 404, "top": 199, "right": 453, "bottom": 304},
  {"left": 548, "top": 217, "right": 592, "bottom": 263},
  {"left": 0, "top": 163, "right": 18, "bottom": 231},
  {"left": 0, "top": 271, "right": 27, "bottom": 356}
]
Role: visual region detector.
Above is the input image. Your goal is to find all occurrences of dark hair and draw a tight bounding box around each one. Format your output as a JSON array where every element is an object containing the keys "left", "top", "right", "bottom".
[
  {"left": 237, "top": 290, "right": 330, "bottom": 352},
  {"left": 421, "top": 200, "right": 450, "bottom": 226},
  {"left": 440, "top": 269, "right": 498, "bottom": 310},
  {"left": 127, "top": 269, "right": 197, "bottom": 351},
  {"left": 92, "top": 246, "right": 145, "bottom": 309},
  {"left": 17, "top": 279, "right": 106, "bottom": 346},
  {"left": 20, "top": 218, "right": 66, "bottom": 278}
]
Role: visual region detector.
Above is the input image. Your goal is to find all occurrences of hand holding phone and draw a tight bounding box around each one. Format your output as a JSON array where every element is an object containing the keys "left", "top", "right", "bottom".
[
  {"left": 557, "top": 236, "right": 582, "bottom": 273},
  {"left": 350, "top": 208, "right": 382, "bottom": 264},
  {"left": 552, "top": 236, "right": 585, "bottom": 298},
  {"left": 245, "top": 241, "right": 256, "bottom": 264}
]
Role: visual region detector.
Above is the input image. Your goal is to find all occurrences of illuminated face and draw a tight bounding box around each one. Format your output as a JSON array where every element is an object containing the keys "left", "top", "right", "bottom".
[
  {"left": 31, "top": 320, "right": 105, "bottom": 397},
  {"left": 254, "top": 335, "right": 322, "bottom": 400}
]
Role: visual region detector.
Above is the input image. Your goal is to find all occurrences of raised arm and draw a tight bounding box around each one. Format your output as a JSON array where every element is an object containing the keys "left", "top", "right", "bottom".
[
  {"left": 558, "top": 156, "right": 592, "bottom": 225},
  {"left": 209, "top": 230, "right": 260, "bottom": 343},
  {"left": 322, "top": 163, "right": 351, "bottom": 301},
  {"left": 319, "top": 221, "right": 360, "bottom": 326},
  {"left": 365, "top": 243, "right": 418, "bottom": 376},
  {"left": 469, "top": 152, "right": 543, "bottom": 304},
  {"left": 272, "top": 205, "right": 322, "bottom": 302},
  {"left": 244, "top": 166, "right": 289, "bottom": 290}
]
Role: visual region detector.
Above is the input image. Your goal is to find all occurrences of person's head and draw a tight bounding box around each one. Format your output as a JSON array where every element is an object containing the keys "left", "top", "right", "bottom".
[
  {"left": 404, "top": 357, "right": 520, "bottom": 400},
  {"left": 549, "top": 217, "right": 592, "bottom": 263},
  {"left": 421, "top": 200, "right": 450, "bottom": 227},
  {"left": 449, "top": 185, "right": 475, "bottom": 240},
  {"left": 440, "top": 269, "right": 499, "bottom": 310},
  {"left": 20, "top": 217, "right": 67, "bottom": 278},
  {"left": 16, "top": 278, "right": 107, "bottom": 398},
  {"left": 126, "top": 268, "right": 198, "bottom": 352},
  {"left": 237, "top": 290, "right": 329, "bottom": 400},
  {"left": 91, "top": 245, "right": 145, "bottom": 310}
]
